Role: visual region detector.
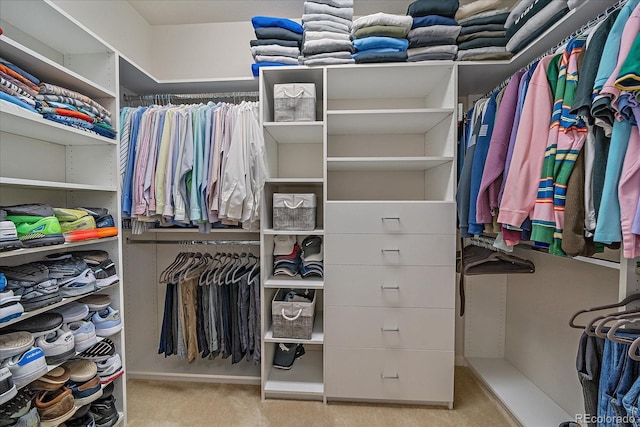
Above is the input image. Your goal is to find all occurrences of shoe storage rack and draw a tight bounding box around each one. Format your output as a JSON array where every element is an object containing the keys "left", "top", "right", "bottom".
[{"left": 0, "top": 1, "right": 126, "bottom": 424}]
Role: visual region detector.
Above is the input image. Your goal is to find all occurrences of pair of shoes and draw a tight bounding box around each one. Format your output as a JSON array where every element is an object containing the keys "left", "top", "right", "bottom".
[
  {"left": 36, "top": 328, "right": 75, "bottom": 365},
  {"left": 35, "top": 386, "right": 75, "bottom": 427},
  {"left": 91, "top": 307, "right": 122, "bottom": 337},
  {"left": 0, "top": 388, "right": 37, "bottom": 425},
  {"left": 0, "top": 281, "right": 24, "bottom": 322},
  {"left": 273, "top": 343, "right": 305, "bottom": 370},
  {"left": 63, "top": 321, "right": 98, "bottom": 353},
  {"left": 2, "top": 204, "right": 65, "bottom": 248},
  {"left": 2, "top": 263, "right": 61, "bottom": 311},
  {"left": 0, "top": 347, "right": 48, "bottom": 388},
  {"left": 44, "top": 256, "right": 97, "bottom": 297},
  {"left": 65, "top": 404, "right": 96, "bottom": 427},
  {"left": 0, "top": 366, "right": 17, "bottom": 405},
  {"left": 96, "top": 354, "right": 123, "bottom": 384},
  {"left": 53, "top": 208, "right": 96, "bottom": 233},
  {"left": 89, "top": 390, "right": 119, "bottom": 427},
  {"left": 0, "top": 209, "right": 23, "bottom": 252},
  {"left": 63, "top": 251, "right": 119, "bottom": 288}
]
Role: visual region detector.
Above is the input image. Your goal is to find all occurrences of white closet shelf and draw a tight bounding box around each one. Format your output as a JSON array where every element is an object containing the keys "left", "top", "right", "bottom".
[
  {"left": 127, "top": 357, "right": 261, "bottom": 384},
  {"left": 0, "top": 101, "right": 117, "bottom": 147},
  {"left": 265, "top": 178, "right": 324, "bottom": 184},
  {"left": 0, "top": 36, "right": 116, "bottom": 99},
  {"left": 0, "top": 236, "right": 118, "bottom": 259},
  {"left": 327, "top": 109, "right": 452, "bottom": 135},
  {"left": 327, "top": 157, "right": 452, "bottom": 171},
  {"left": 263, "top": 228, "right": 324, "bottom": 236},
  {"left": 0, "top": 177, "right": 116, "bottom": 192},
  {"left": 264, "top": 350, "right": 324, "bottom": 396},
  {"left": 0, "top": 283, "right": 119, "bottom": 329},
  {"left": 466, "top": 357, "right": 572, "bottom": 427},
  {"left": 263, "top": 122, "right": 324, "bottom": 144},
  {"left": 138, "top": 228, "right": 259, "bottom": 234},
  {"left": 265, "top": 314, "right": 324, "bottom": 344},
  {"left": 264, "top": 276, "right": 324, "bottom": 289}
]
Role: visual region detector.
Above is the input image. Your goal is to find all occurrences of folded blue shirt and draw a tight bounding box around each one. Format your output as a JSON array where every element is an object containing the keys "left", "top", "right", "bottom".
[
  {"left": 352, "top": 48, "right": 402, "bottom": 58},
  {"left": 0, "top": 91, "right": 38, "bottom": 113},
  {"left": 353, "top": 37, "right": 409, "bottom": 52},
  {"left": 412, "top": 15, "right": 458, "bottom": 29},
  {"left": 251, "top": 62, "right": 288, "bottom": 77},
  {"left": 251, "top": 16, "right": 303, "bottom": 34}
]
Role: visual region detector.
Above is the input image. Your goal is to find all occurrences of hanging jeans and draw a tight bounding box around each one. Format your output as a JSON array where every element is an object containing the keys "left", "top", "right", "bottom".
[
  {"left": 623, "top": 376, "right": 640, "bottom": 427},
  {"left": 577, "top": 332, "right": 605, "bottom": 427},
  {"left": 599, "top": 337, "right": 640, "bottom": 427}
]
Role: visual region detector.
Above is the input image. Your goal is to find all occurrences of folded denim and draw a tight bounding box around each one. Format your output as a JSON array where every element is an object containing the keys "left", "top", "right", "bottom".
[
  {"left": 352, "top": 12, "right": 412, "bottom": 32},
  {"left": 303, "top": 2, "right": 353, "bottom": 20}
]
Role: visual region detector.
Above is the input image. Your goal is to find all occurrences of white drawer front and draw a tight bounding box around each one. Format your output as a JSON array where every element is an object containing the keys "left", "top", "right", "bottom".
[
  {"left": 325, "top": 306, "right": 454, "bottom": 350},
  {"left": 324, "top": 265, "right": 454, "bottom": 308},
  {"left": 325, "top": 234, "right": 455, "bottom": 266},
  {"left": 326, "top": 202, "right": 455, "bottom": 234},
  {"left": 326, "top": 347, "right": 454, "bottom": 403}
]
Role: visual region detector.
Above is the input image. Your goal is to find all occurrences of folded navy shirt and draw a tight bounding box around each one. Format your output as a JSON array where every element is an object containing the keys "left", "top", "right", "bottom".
[
  {"left": 255, "top": 27, "right": 303, "bottom": 43},
  {"left": 459, "top": 24, "right": 506, "bottom": 36},
  {"left": 354, "top": 50, "right": 408, "bottom": 63},
  {"left": 251, "top": 16, "right": 303, "bottom": 34},
  {"left": 407, "top": 0, "right": 459, "bottom": 18},
  {"left": 412, "top": 15, "right": 458, "bottom": 29},
  {"left": 458, "top": 37, "right": 508, "bottom": 50},
  {"left": 461, "top": 12, "right": 509, "bottom": 28}
]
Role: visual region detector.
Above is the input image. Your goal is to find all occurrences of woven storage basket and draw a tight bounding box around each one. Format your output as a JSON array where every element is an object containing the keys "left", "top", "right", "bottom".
[
  {"left": 274, "top": 83, "right": 316, "bottom": 122},
  {"left": 272, "top": 289, "right": 316, "bottom": 340},
  {"left": 273, "top": 193, "right": 316, "bottom": 231}
]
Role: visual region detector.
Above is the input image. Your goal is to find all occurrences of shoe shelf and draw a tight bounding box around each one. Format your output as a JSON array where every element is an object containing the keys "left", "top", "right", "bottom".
[
  {"left": 0, "top": 283, "right": 119, "bottom": 329},
  {"left": 263, "top": 350, "right": 324, "bottom": 397},
  {"left": 263, "top": 122, "right": 324, "bottom": 144},
  {"left": 0, "top": 236, "right": 119, "bottom": 260},
  {"left": 263, "top": 228, "right": 324, "bottom": 236},
  {"left": 0, "top": 177, "right": 117, "bottom": 192},
  {"left": 264, "top": 276, "right": 324, "bottom": 290},
  {"left": 265, "top": 314, "right": 324, "bottom": 345},
  {"left": 0, "top": 101, "right": 117, "bottom": 147}
]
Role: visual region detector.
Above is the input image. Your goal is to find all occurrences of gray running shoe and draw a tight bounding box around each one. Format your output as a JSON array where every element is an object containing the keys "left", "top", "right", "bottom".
[{"left": 1, "top": 263, "right": 49, "bottom": 287}]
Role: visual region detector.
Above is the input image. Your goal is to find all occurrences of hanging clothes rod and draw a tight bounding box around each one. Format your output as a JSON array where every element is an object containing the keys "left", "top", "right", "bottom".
[
  {"left": 122, "top": 91, "right": 259, "bottom": 103},
  {"left": 477, "top": 0, "right": 628, "bottom": 101},
  {"left": 126, "top": 239, "right": 260, "bottom": 246}
]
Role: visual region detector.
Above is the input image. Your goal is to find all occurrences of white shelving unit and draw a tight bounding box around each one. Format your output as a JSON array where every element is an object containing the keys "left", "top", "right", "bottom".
[
  {"left": 264, "top": 314, "right": 324, "bottom": 344},
  {"left": 263, "top": 350, "right": 324, "bottom": 397},
  {"left": 0, "top": 1, "right": 126, "bottom": 421}
]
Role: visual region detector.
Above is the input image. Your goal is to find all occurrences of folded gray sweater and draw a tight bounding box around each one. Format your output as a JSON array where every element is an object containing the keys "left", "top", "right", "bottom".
[
  {"left": 301, "top": 57, "right": 355, "bottom": 65},
  {"left": 408, "top": 45, "right": 458, "bottom": 57},
  {"left": 250, "top": 45, "right": 300, "bottom": 58},
  {"left": 407, "top": 25, "right": 461, "bottom": 39},
  {"left": 303, "top": 2, "right": 353, "bottom": 20},
  {"left": 456, "top": 46, "right": 509, "bottom": 60},
  {"left": 300, "top": 51, "right": 353, "bottom": 61},
  {"left": 307, "top": 0, "right": 353, "bottom": 7},
  {"left": 254, "top": 55, "right": 299, "bottom": 65},
  {"left": 352, "top": 12, "right": 413, "bottom": 32},
  {"left": 302, "top": 13, "right": 353, "bottom": 28},
  {"left": 303, "top": 39, "right": 354, "bottom": 55},
  {"left": 505, "top": 1, "right": 567, "bottom": 52},
  {"left": 303, "top": 20, "right": 351, "bottom": 33},
  {"left": 304, "top": 31, "right": 352, "bottom": 42}
]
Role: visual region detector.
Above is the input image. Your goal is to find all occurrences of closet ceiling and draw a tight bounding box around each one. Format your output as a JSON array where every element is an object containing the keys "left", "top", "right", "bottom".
[{"left": 128, "top": 0, "right": 517, "bottom": 25}]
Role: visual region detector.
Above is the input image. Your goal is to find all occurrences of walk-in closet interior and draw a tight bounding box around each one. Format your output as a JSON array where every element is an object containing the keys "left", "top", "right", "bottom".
[{"left": 0, "top": 0, "right": 639, "bottom": 426}]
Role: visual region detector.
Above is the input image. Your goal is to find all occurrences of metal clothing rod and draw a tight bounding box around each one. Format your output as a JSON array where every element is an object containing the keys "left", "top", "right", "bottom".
[
  {"left": 126, "top": 239, "right": 260, "bottom": 246},
  {"left": 122, "top": 91, "right": 259, "bottom": 102}
]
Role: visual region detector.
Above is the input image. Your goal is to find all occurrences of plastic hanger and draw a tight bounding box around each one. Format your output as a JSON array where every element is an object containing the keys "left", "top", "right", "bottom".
[
  {"left": 605, "top": 314, "right": 640, "bottom": 344},
  {"left": 593, "top": 310, "right": 640, "bottom": 339},
  {"left": 569, "top": 293, "right": 640, "bottom": 329}
]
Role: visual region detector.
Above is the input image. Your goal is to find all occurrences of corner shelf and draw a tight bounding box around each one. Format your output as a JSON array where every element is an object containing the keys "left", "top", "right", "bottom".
[
  {"left": 0, "top": 177, "right": 116, "bottom": 192},
  {"left": 327, "top": 109, "right": 453, "bottom": 135},
  {"left": 0, "top": 236, "right": 119, "bottom": 259},
  {"left": 265, "top": 314, "right": 324, "bottom": 344},
  {"left": 327, "top": 157, "right": 452, "bottom": 171},
  {"left": 264, "top": 276, "right": 324, "bottom": 289},
  {"left": 263, "top": 122, "right": 324, "bottom": 144},
  {"left": 264, "top": 350, "right": 324, "bottom": 397}
]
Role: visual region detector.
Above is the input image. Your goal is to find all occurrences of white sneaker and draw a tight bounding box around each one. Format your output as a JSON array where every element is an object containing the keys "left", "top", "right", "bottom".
[
  {"left": 62, "top": 321, "right": 97, "bottom": 353},
  {"left": 36, "top": 328, "right": 75, "bottom": 364},
  {"left": 53, "top": 302, "right": 89, "bottom": 323},
  {"left": 0, "top": 347, "right": 47, "bottom": 388},
  {"left": 92, "top": 306, "right": 122, "bottom": 337}
]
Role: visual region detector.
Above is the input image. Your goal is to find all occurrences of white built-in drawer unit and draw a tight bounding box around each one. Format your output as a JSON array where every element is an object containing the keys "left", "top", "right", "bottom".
[
  {"left": 325, "top": 202, "right": 455, "bottom": 234},
  {"left": 325, "top": 306, "right": 454, "bottom": 350},
  {"left": 324, "top": 265, "right": 454, "bottom": 308},
  {"left": 325, "top": 348, "right": 454, "bottom": 402}
]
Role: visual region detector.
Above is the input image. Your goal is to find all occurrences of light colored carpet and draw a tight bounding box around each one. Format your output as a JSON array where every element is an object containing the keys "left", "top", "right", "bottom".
[{"left": 126, "top": 367, "right": 517, "bottom": 427}]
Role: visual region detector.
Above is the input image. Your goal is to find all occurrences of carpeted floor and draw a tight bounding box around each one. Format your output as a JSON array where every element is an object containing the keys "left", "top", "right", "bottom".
[{"left": 125, "top": 367, "right": 516, "bottom": 426}]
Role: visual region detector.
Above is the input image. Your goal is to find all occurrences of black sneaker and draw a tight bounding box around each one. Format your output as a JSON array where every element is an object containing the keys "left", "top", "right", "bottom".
[
  {"left": 273, "top": 343, "right": 305, "bottom": 370},
  {"left": 0, "top": 388, "right": 34, "bottom": 420},
  {"left": 90, "top": 395, "right": 119, "bottom": 427}
]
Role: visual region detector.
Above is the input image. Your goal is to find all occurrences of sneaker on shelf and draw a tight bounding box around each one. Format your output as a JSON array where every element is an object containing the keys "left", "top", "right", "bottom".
[
  {"left": 89, "top": 260, "right": 119, "bottom": 289},
  {"left": 54, "top": 302, "right": 90, "bottom": 323},
  {"left": 31, "top": 366, "right": 71, "bottom": 391},
  {"left": 0, "top": 210, "right": 23, "bottom": 252},
  {"left": 2, "top": 204, "right": 54, "bottom": 223},
  {"left": 59, "top": 216, "right": 97, "bottom": 233},
  {"left": 0, "top": 290, "right": 24, "bottom": 322},
  {"left": 89, "top": 394, "right": 119, "bottom": 427},
  {"left": 91, "top": 307, "right": 122, "bottom": 337},
  {"left": 63, "top": 359, "right": 98, "bottom": 384},
  {"left": 100, "top": 381, "right": 114, "bottom": 399},
  {"left": 3, "top": 312, "right": 64, "bottom": 338},
  {"left": 53, "top": 208, "right": 91, "bottom": 222},
  {"left": 66, "top": 374, "right": 103, "bottom": 406},
  {"left": 13, "top": 217, "right": 65, "bottom": 248},
  {"left": 65, "top": 405, "right": 95, "bottom": 427},
  {"left": 17, "top": 279, "right": 62, "bottom": 311},
  {"left": 272, "top": 343, "right": 305, "bottom": 370},
  {"left": 35, "top": 387, "right": 75, "bottom": 427},
  {"left": 69, "top": 250, "right": 109, "bottom": 265},
  {"left": 35, "top": 328, "right": 75, "bottom": 364},
  {"left": 77, "top": 338, "right": 115, "bottom": 362},
  {"left": 0, "top": 347, "right": 48, "bottom": 388},
  {"left": 1, "top": 263, "right": 50, "bottom": 287},
  {"left": 0, "top": 388, "right": 35, "bottom": 423},
  {"left": 78, "top": 295, "right": 111, "bottom": 312},
  {"left": 62, "top": 321, "right": 98, "bottom": 353},
  {"left": 96, "top": 354, "right": 123, "bottom": 384},
  {"left": 0, "top": 272, "right": 5, "bottom": 291},
  {"left": 0, "top": 332, "right": 34, "bottom": 359},
  {"left": 0, "top": 366, "right": 17, "bottom": 406},
  {"left": 11, "top": 406, "right": 40, "bottom": 427},
  {"left": 94, "top": 215, "right": 115, "bottom": 229},
  {"left": 75, "top": 208, "right": 109, "bottom": 221},
  {"left": 44, "top": 257, "right": 96, "bottom": 297}
]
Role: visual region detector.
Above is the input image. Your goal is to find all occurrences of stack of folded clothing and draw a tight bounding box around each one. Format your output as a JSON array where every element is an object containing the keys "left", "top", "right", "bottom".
[
  {"left": 300, "top": 0, "right": 355, "bottom": 66},
  {"left": 351, "top": 13, "right": 412, "bottom": 63},
  {"left": 0, "top": 58, "right": 40, "bottom": 113},
  {"left": 300, "top": 236, "right": 323, "bottom": 279},
  {"left": 250, "top": 16, "right": 303, "bottom": 76},
  {"left": 273, "top": 235, "right": 302, "bottom": 277},
  {"left": 36, "top": 82, "right": 116, "bottom": 139},
  {"left": 505, "top": 0, "right": 570, "bottom": 55},
  {"left": 455, "top": 0, "right": 511, "bottom": 61},
  {"left": 406, "top": 0, "right": 461, "bottom": 62}
]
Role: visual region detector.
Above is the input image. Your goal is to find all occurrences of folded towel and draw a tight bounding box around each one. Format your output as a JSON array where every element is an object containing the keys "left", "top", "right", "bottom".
[
  {"left": 254, "top": 55, "right": 299, "bottom": 65},
  {"left": 353, "top": 36, "right": 408, "bottom": 52},
  {"left": 456, "top": 46, "right": 512, "bottom": 60},
  {"left": 460, "top": 12, "right": 509, "bottom": 27},
  {"left": 303, "top": 20, "right": 351, "bottom": 33},
  {"left": 251, "top": 45, "right": 300, "bottom": 58},
  {"left": 455, "top": 0, "right": 501, "bottom": 21},
  {"left": 250, "top": 39, "right": 301, "bottom": 48},
  {"left": 409, "top": 52, "right": 457, "bottom": 61},
  {"left": 459, "top": 24, "right": 505, "bottom": 36},
  {"left": 457, "top": 30, "right": 506, "bottom": 43},
  {"left": 352, "top": 47, "right": 403, "bottom": 58},
  {"left": 302, "top": 57, "right": 355, "bottom": 65},
  {"left": 307, "top": 0, "right": 353, "bottom": 7},
  {"left": 457, "top": 8, "right": 509, "bottom": 24},
  {"left": 407, "top": 0, "right": 460, "bottom": 18},
  {"left": 303, "top": 39, "right": 354, "bottom": 55},
  {"left": 251, "top": 16, "right": 303, "bottom": 34},
  {"left": 304, "top": 31, "right": 352, "bottom": 42},
  {"left": 409, "top": 34, "right": 459, "bottom": 48},
  {"left": 251, "top": 62, "right": 287, "bottom": 77},
  {"left": 353, "top": 25, "right": 411, "bottom": 39},
  {"left": 303, "top": 2, "right": 353, "bottom": 20},
  {"left": 408, "top": 25, "right": 461, "bottom": 40},
  {"left": 354, "top": 51, "right": 408, "bottom": 63},
  {"left": 352, "top": 12, "right": 413, "bottom": 32},
  {"left": 255, "top": 27, "right": 303, "bottom": 43},
  {"left": 302, "top": 13, "right": 353, "bottom": 28},
  {"left": 412, "top": 15, "right": 459, "bottom": 29},
  {"left": 458, "top": 37, "right": 508, "bottom": 50},
  {"left": 505, "top": 0, "right": 535, "bottom": 28},
  {"left": 408, "top": 45, "right": 458, "bottom": 57}
]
